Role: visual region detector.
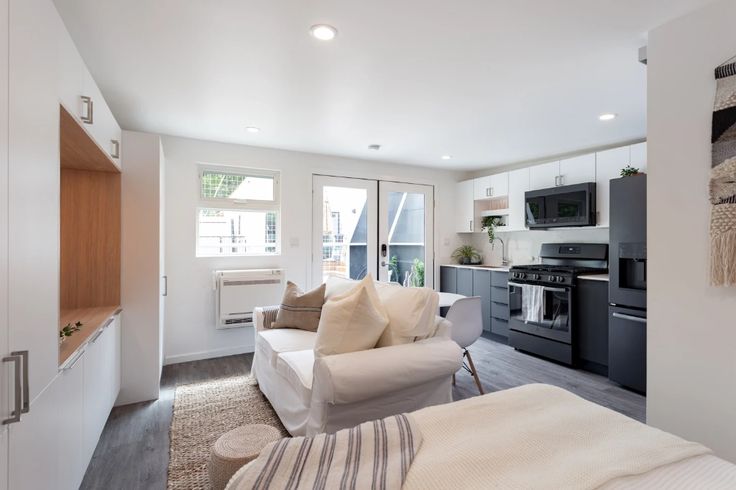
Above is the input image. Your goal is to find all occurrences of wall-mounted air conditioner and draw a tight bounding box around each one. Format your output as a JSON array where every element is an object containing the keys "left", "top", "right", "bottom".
[{"left": 213, "top": 269, "right": 284, "bottom": 329}]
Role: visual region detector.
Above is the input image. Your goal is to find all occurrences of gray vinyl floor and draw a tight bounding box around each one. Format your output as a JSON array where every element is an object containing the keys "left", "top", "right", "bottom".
[{"left": 80, "top": 336, "right": 645, "bottom": 489}]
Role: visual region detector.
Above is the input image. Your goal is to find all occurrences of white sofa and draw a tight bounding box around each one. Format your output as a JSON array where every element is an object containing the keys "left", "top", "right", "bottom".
[{"left": 252, "top": 286, "right": 462, "bottom": 437}]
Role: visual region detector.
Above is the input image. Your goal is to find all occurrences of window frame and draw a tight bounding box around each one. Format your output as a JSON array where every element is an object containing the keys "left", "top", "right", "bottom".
[
  {"left": 196, "top": 164, "right": 281, "bottom": 257},
  {"left": 198, "top": 164, "right": 280, "bottom": 211}
]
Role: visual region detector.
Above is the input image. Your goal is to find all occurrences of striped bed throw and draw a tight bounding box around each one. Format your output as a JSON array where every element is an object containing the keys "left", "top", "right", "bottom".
[{"left": 227, "top": 414, "right": 422, "bottom": 490}]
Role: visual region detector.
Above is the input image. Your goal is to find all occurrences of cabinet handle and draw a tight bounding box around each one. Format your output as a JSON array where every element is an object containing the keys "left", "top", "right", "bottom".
[
  {"left": 554, "top": 175, "right": 559, "bottom": 186},
  {"left": 612, "top": 312, "right": 646, "bottom": 324},
  {"left": 102, "top": 317, "right": 114, "bottom": 330},
  {"left": 2, "top": 354, "right": 22, "bottom": 424},
  {"left": 485, "top": 187, "right": 490, "bottom": 197},
  {"left": 11, "top": 351, "right": 29, "bottom": 414},
  {"left": 111, "top": 139, "right": 120, "bottom": 159},
  {"left": 163, "top": 275, "right": 168, "bottom": 297},
  {"left": 490, "top": 187, "right": 494, "bottom": 197},
  {"left": 63, "top": 350, "right": 84, "bottom": 371},
  {"left": 89, "top": 328, "right": 104, "bottom": 344},
  {"left": 559, "top": 175, "right": 564, "bottom": 186},
  {"left": 469, "top": 219, "right": 473, "bottom": 232},
  {"left": 80, "top": 96, "right": 94, "bottom": 124}
]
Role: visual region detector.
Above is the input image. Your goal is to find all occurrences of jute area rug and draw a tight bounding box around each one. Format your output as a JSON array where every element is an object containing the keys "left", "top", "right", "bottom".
[{"left": 167, "top": 375, "right": 288, "bottom": 489}]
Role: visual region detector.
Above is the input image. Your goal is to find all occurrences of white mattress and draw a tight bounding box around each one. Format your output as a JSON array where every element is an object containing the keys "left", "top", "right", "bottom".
[{"left": 601, "top": 454, "right": 736, "bottom": 489}]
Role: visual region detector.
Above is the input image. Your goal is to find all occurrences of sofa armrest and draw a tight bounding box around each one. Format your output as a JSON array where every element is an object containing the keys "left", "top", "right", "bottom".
[
  {"left": 254, "top": 306, "right": 280, "bottom": 332},
  {"left": 312, "top": 338, "right": 462, "bottom": 405}
]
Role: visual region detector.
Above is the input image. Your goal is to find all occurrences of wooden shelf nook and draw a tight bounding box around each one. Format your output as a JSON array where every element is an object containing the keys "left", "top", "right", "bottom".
[{"left": 59, "top": 106, "right": 122, "bottom": 365}]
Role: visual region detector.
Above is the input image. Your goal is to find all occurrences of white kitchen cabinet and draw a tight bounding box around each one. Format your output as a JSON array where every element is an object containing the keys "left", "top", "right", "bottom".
[
  {"left": 630, "top": 142, "right": 647, "bottom": 171},
  {"left": 595, "top": 146, "right": 629, "bottom": 228},
  {"left": 529, "top": 161, "right": 561, "bottom": 190},
  {"left": 56, "top": 352, "right": 86, "bottom": 490},
  {"left": 82, "top": 321, "right": 116, "bottom": 464},
  {"left": 8, "top": 0, "right": 61, "bottom": 403},
  {"left": 489, "top": 172, "right": 509, "bottom": 197},
  {"left": 504, "top": 167, "right": 530, "bottom": 231},
  {"left": 559, "top": 153, "right": 596, "bottom": 186},
  {"left": 56, "top": 25, "right": 85, "bottom": 119},
  {"left": 110, "top": 314, "right": 122, "bottom": 406},
  {"left": 82, "top": 67, "right": 122, "bottom": 166},
  {"left": 455, "top": 179, "right": 475, "bottom": 232},
  {"left": 473, "top": 175, "right": 492, "bottom": 200}
]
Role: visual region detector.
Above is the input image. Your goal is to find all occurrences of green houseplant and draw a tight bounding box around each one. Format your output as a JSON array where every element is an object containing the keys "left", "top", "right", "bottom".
[
  {"left": 59, "top": 321, "right": 83, "bottom": 344},
  {"left": 481, "top": 216, "right": 504, "bottom": 243},
  {"left": 410, "top": 258, "right": 425, "bottom": 287},
  {"left": 451, "top": 245, "right": 481, "bottom": 265},
  {"left": 620, "top": 165, "right": 642, "bottom": 177}
]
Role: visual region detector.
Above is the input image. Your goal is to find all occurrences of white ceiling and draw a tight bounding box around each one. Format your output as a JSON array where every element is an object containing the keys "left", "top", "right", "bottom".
[{"left": 54, "top": 0, "right": 713, "bottom": 170}]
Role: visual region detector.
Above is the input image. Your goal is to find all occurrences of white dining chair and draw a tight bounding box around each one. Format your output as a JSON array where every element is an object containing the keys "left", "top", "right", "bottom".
[{"left": 446, "top": 296, "right": 485, "bottom": 395}]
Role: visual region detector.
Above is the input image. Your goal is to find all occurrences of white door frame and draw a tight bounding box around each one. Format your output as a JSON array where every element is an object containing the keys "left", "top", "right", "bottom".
[
  {"left": 311, "top": 175, "right": 378, "bottom": 287},
  {"left": 377, "top": 181, "right": 434, "bottom": 288}
]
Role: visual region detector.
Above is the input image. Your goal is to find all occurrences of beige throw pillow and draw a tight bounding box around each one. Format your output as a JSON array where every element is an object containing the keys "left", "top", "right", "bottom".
[
  {"left": 314, "top": 275, "right": 389, "bottom": 357},
  {"left": 374, "top": 283, "right": 439, "bottom": 347},
  {"left": 272, "top": 281, "right": 326, "bottom": 332}
]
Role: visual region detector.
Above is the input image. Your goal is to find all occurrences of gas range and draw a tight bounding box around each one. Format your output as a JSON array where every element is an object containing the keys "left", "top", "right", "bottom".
[{"left": 509, "top": 265, "right": 607, "bottom": 287}]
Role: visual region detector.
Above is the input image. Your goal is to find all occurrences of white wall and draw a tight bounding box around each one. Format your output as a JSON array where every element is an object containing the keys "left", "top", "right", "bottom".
[
  {"left": 162, "top": 135, "right": 462, "bottom": 365},
  {"left": 469, "top": 228, "right": 609, "bottom": 266},
  {"left": 120, "top": 131, "right": 163, "bottom": 404},
  {"left": 647, "top": 0, "right": 736, "bottom": 462}
]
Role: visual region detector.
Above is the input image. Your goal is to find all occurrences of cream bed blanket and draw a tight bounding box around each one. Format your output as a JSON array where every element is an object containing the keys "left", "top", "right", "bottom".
[{"left": 403, "top": 384, "right": 710, "bottom": 489}]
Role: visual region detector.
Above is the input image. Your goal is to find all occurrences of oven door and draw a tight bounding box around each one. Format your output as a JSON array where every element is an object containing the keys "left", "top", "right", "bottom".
[{"left": 508, "top": 282, "right": 572, "bottom": 343}]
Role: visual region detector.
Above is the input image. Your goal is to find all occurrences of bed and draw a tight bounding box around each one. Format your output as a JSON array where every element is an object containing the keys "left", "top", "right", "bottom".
[{"left": 226, "top": 384, "right": 736, "bottom": 489}]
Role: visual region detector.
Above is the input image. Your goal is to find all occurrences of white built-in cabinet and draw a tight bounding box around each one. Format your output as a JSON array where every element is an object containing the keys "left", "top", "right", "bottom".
[
  {"left": 456, "top": 179, "right": 475, "bottom": 232},
  {"left": 501, "top": 168, "right": 530, "bottom": 231},
  {"left": 529, "top": 161, "right": 561, "bottom": 190},
  {"left": 456, "top": 142, "right": 647, "bottom": 233},
  {"left": 474, "top": 173, "right": 508, "bottom": 199},
  {"left": 2, "top": 0, "right": 124, "bottom": 488}
]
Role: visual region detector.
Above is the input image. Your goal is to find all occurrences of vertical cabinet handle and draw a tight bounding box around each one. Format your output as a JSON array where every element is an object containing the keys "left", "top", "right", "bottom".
[
  {"left": 162, "top": 275, "right": 168, "bottom": 297},
  {"left": 554, "top": 175, "right": 559, "bottom": 186},
  {"left": 469, "top": 219, "right": 473, "bottom": 231},
  {"left": 80, "top": 95, "right": 94, "bottom": 124},
  {"left": 11, "top": 351, "right": 29, "bottom": 414},
  {"left": 2, "top": 354, "right": 22, "bottom": 424},
  {"left": 111, "top": 139, "right": 120, "bottom": 159}
]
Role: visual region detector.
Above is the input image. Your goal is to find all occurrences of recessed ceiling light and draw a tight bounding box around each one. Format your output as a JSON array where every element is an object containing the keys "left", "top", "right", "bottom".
[
  {"left": 310, "top": 24, "right": 337, "bottom": 41},
  {"left": 245, "top": 126, "right": 261, "bottom": 133},
  {"left": 599, "top": 113, "right": 617, "bottom": 121},
  {"left": 368, "top": 144, "right": 381, "bottom": 151},
  {"left": 441, "top": 155, "right": 452, "bottom": 160}
]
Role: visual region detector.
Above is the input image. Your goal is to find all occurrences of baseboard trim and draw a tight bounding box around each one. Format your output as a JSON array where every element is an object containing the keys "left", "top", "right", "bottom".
[{"left": 164, "top": 344, "right": 255, "bottom": 365}]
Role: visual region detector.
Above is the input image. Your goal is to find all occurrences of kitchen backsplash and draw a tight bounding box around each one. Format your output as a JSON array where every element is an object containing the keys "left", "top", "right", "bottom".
[{"left": 470, "top": 228, "right": 610, "bottom": 266}]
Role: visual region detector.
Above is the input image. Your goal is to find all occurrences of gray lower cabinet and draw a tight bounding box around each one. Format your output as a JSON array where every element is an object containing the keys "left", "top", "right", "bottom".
[
  {"left": 456, "top": 268, "right": 473, "bottom": 297},
  {"left": 575, "top": 279, "right": 609, "bottom": 375},
  {"left": 472, "top": 270, "right": 491, "bottom": 332},
  {"left": 439, "top": 266, "right": 457, "bottom": 293},
  {"left": 489, "top": 272, "right": 509, "bottom": 341}
]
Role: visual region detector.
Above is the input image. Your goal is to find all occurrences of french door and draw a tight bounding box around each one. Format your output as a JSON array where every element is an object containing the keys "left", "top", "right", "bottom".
[{"left": 312, "top": 176, "right": 434, "bottom": 288}]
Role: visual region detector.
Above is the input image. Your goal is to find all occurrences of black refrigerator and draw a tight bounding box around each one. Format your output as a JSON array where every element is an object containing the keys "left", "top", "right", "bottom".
[{"left": 608, "top": 175, "right": 647, "bottom": 393}]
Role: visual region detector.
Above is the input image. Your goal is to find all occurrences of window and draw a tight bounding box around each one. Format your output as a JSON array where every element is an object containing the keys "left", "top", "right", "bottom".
[{"left": 197, "top": 166, "right": 280, "bottom": 257}]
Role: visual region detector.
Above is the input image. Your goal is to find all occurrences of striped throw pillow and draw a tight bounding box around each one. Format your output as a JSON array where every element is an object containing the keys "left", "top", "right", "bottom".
[{"left": 271, "top": 281, "right": 326, "bottom": 332}]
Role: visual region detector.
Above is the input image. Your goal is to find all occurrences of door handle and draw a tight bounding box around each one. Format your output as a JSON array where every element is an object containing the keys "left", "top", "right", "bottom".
[
  {"left": 612, "top": 312, "right": 647, "bottom": 324},
  {"left": 3, "top": 354, "right": 22, "bottom": 424},
  {"left": 11, "top": 351, "right": 29, "bottom": 414},
  {"left": 80, "top": 95, "right": 94, "bottom": 124}
]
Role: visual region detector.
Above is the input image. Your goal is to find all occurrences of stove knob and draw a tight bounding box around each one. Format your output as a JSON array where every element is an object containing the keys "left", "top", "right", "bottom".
[
  {"left": 557, "top": 276, "right": 565, "bottom": 283},
  {"left": 532, "top": 274, "right": 540, "bottom": 280}
]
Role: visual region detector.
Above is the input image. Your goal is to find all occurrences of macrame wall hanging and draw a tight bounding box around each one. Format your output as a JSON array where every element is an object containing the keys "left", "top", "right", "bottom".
[{"left": 710, "top": 57, "right": 736, "bottom": 286}]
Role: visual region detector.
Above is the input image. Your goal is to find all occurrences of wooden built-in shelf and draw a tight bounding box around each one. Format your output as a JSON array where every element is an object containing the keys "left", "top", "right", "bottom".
[
  {"left": 59, "top": 104, "right": 123, "bottom": 368},
  {"left": 59, "top": 305, "right": 122, "bottom": 366}
]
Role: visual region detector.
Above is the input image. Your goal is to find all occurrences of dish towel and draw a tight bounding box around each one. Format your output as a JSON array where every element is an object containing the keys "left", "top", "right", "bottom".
[
  {"left": 521, "top": 285, "right": 544, "bottom": 323},
  {"left": 710, "top": 61, "right": 736, "bottom": 286}
]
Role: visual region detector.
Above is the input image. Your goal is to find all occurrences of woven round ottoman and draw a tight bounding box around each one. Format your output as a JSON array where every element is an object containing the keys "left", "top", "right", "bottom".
[{"left": 208, "top": 424, "right": 282, "bottom": 490}]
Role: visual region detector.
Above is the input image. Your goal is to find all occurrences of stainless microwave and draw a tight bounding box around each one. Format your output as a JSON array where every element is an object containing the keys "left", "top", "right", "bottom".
[{"left": 525, "top": 182, "right": 596, "bottom": 229}]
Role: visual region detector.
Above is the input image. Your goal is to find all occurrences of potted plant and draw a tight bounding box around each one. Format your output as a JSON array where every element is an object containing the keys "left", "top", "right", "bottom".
[
  {"left": 451, "top": 245, "right": 481, "bottom": 265},
  {"left": 620, "top": 165, "right": 643, "bottom": 177},
  {"left": 59, "top": 321, "right": 83, "bottom": 344},
  {"left": 481, "top": 216, "right": 504, "bottom": 243}
]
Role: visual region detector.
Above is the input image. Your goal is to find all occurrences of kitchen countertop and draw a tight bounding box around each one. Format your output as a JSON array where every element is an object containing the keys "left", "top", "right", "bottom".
[
  {"left": 577, "top": 274, "right": 609, "bottom": 282},
  {"left": 441, "top": 264, "right": 510, "bottom": 272}
]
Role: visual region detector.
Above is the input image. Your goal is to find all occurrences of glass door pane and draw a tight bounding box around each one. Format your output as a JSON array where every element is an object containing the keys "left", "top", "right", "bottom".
[
  {"left": 312, "top": 176, "right": 377, "bottom": 286},
  {"left": 378, "top": 182, "right": 434, "bottom": 288}
]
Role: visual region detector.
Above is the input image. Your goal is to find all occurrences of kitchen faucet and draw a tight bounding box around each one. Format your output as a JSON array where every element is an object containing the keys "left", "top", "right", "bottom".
[{"left": 493, "top": 237, "right": 510, "bottom": 266}]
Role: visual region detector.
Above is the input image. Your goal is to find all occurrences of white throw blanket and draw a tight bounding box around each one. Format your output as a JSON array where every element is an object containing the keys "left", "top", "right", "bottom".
[
  {"left": 228, "top": 413, "right": 421, "bottom": 490},
  {"left": 403, "top": 384, "right": 710, "bottom": 489}
]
